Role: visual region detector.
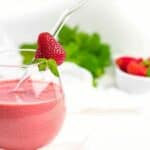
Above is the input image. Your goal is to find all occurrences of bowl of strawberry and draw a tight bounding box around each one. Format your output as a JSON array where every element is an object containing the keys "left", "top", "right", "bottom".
[{"left": 115, "top": 56, "right": 150, "bottom": 93}]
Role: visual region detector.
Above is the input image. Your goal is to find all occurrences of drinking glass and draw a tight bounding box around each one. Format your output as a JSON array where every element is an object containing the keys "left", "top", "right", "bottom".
[{"left": 0, "top": 49, "right": 66, "bottom": 150}]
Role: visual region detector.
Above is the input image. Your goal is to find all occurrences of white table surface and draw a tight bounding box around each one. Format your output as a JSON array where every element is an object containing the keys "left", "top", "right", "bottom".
[
  {"left": 39, "top": 63, "right": 150, "bottom": 150},
  {"left": 42, "top": 112, "right": 150, "bottom": 150}
]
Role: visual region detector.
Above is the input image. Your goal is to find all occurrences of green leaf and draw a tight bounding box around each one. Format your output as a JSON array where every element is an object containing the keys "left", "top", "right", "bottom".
[
  {"left": 33, "top": 58, "right": 47, "bottom": 71},
  {"left": 143, "top": 60, "right": 150, "bottom": 67},
  {"left": 98, "top": 44, "right": 111, "bottom": 67},
  {"left": 59, "top": 25, "right": 111, "bottom": 84},
  {"left": 38, "top": 62, "right": 47, "bottom": 71},
  {"left": 20, "top": 43, "right": 37, "bottom": 49},
  {"left": 20, "top": 51, "right": 35, "bottom": 65},
  {"left": 33, "top": 58, "right": 47, "bottom": 64},
  {"left": 20, "top": 24, "right": 112, "bottom": 87},
  {"left": 93, "top": 78, "right": 98, "bottom": 87},
  {"left": 19, "top": 44, "right": 37, "bottom": 65},
  {"left": 147, "top": 68, "right": 150, "bottom": 77},
  {"left": 47, "top": 59, "right": 59, "bottom": 77},
  {"left": 63, "top": 42, "right": 79, "bottom": 61},
  {"left": 58, "top": 25, "right": 78, "bottom": 45}
]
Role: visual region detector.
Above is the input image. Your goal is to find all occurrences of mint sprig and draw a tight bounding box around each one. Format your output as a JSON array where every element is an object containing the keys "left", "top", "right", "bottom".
[
  {"left": 33, "top": 58, "right": 59, "bottom": 77},
  {"left": 20, "top": 25, "right": 111, "bottom": 86}
]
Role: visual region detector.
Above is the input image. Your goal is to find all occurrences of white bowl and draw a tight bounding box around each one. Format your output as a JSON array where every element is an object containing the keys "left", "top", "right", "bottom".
[{"left": 115, "top": 67, "right": 150, "bottom": 94}]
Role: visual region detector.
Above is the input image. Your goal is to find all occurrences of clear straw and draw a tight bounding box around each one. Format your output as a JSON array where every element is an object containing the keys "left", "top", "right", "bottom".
[{"left": 13, "top": 0, "right": 87, "bottom": 91}]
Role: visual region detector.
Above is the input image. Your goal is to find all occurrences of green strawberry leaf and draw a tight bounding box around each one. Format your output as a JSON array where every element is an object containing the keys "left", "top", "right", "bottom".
[
  {"left": 33, "top": 58, "right": 59, "bottom": 77},
  {"left": 147, "top": 68, "right": 150, "bottom": 77},
  {"left": 33, "top": 58, "right": 47, "bottom": 64},
  {"left": 33, "top": 58, "right": 47, "bottom": 71},
  {"left": 47, "top": 59, "right": 60, "bottom": 77},
  {"left": 142, "top": 60, "right": 150, "bottom": 68},
  {"left": 38, "top": 63, "right": 47, "bottom": 71}
]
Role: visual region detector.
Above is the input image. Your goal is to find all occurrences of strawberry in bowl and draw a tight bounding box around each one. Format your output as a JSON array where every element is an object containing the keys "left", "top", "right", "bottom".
[{"left": 115, "top": 56, "right": 150, "bottom": 94}]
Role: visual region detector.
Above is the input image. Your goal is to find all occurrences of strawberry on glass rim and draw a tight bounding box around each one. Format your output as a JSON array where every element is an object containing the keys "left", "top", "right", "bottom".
[
  {"left": 32, "top": 32, "right": 66, "bottom": 78},
  {"left": 35, "top": 32, "right": 66, "bottom": 65}
]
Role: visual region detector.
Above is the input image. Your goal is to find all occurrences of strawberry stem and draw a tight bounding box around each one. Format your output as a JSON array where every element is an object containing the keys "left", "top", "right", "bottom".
[{"left": 33, "top": 58, "right": 60, "bottom": 77}]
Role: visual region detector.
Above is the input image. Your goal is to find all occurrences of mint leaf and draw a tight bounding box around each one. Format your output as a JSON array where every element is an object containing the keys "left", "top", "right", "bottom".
[
  {"left": 58, "top": 25, "right": 111, "bottom": 86},
  {"left": 20, "top": 51, "right": 35, "bottom": 65},
  {"left": 20, "top": 43, "right": 37, "bottom": 49},
  {"left": 47, "top": 59, "right": 59, "bottom": 77},
  {"left": 20, "top": 44, "right": 36, "bottom": 64},
  {"left": 19, "top": 25, "right": 112, "bottom": 86},
  {"left": 58, "top": 25, "right": 78, "bottom": 45}
]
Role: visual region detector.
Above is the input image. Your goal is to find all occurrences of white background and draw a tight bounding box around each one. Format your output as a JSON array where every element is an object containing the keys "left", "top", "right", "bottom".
[
  {"left": 0, "top": 0, "right": 150, "bottom": 150},
  {"left": 0, "top": 0, "right": 150, "bottom": 54}
]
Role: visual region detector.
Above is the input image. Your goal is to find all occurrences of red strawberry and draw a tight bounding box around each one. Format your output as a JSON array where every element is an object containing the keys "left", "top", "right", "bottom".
[
  {"left": 137, "top": 58, "right": 143, "bottom": 63},
  {"left": 127, "top": 61, "right": 147, "bottom": 76},
  {"left": 35, "top": 48, "right": 42, "bottom": 58},
  {"left": 35, "top": 32, "right": 66, "bottom": 65},
  {"left": 116, "top": 56, "right": 142, "bottom": 72}
]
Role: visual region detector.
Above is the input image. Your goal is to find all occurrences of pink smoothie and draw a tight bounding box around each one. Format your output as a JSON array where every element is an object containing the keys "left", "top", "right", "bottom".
[{"left": 0, "top": 79, "right": 65, "bottom": 150}]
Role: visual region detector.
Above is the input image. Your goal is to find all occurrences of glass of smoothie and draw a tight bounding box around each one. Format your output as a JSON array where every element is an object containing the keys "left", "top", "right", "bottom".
[{"left": 0, "top": 49, "right": 66, "bottom": 150}]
